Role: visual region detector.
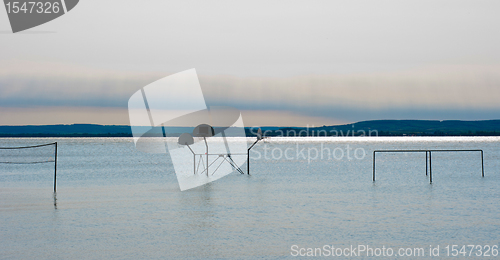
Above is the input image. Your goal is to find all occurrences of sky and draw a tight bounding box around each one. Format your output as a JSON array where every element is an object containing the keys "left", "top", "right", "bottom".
[{"left": 1, "top": 0, "right": 500, "bottom": 126}]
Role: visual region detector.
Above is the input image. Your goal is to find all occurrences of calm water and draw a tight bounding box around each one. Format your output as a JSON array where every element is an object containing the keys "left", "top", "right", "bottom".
[{"left": 1, "top": 137, "right": 499, "bottom": 259}]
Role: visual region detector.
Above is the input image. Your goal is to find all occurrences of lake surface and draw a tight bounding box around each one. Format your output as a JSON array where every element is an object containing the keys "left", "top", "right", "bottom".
[{"left": 1, "top": 137, "right": 499, "bottom": 259}]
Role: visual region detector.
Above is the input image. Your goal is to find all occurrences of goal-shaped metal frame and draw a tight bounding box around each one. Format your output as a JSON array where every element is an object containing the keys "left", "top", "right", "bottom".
[
  {"left": 372, "top": 149, "right": 484, "bottom": 183},
  {"left": 0, "top": 142, "right": 58, "bottom": 191}
]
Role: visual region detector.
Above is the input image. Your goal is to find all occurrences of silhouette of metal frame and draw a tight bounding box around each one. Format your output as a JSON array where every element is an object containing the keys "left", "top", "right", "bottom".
[
  {"left": 0, "top": 142, "right": 58, "bottom": 191},
  {"left": 372, "top": 149, "right": 484, "bottom": 183},
  {"left": 180, "top": 126, "right": 263, "bottom": 176}
]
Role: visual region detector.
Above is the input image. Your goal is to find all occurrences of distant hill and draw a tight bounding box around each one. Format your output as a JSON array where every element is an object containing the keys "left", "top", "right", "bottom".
[
  {"left": 0, "top": 120, "right": 499, "bottom": 137},
  {"left": 0, "top": 124, "right": 132, "bottom": 137},
  {"left": 261, "top": 120, "right": 500, "bottom": 137}
]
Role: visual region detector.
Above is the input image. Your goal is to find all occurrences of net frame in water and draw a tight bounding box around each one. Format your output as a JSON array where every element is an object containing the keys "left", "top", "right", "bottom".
[
  {"left": 0, "top": 142, "right": 58, "bottom": 191},
  {"left": 372, "top": 149, "right": 484, "bottom": 183}
]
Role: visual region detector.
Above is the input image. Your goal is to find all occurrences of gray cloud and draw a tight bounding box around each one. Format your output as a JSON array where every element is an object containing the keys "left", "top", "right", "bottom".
[
  {"left": 1, "top": 63, "right": 499, "bottom": 125},
  {"left": 0, "top": 62, "right": 161, "bottom": 108},
  {"left": 201, "top": 65, "right": 500, "bottom": 110}
]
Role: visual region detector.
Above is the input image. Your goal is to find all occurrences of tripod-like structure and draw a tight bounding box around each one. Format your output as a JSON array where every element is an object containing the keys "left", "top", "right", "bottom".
[{"left": 178, "top": 125, "right": 263, "bottom": 176}]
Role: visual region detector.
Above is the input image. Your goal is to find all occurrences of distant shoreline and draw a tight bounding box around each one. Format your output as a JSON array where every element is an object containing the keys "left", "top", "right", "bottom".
[{"left": 0, "top": 119, "right": 499, "bottom": 137}]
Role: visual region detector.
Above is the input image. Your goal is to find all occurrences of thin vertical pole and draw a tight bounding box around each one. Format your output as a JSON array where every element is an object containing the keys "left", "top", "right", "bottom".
[
  {"left": 247, "top": 149, "right": 250, "bottom": 175},
  {"left": 54, "top": 142, "right": 57, "bottom": 192},
  {"left": 246, "top": 139, "right": 260, "bottom": 175},
  {"left": 373, "top": 151, "right": 376, "bottom": 181},
  {"left": 429, "top": 151, "right": 432, "bottom": 183},
  {"left": 204, "top": 137, "right": 208, "bottom": 176},
  {"left": 425, "top": 151, "right": 428, "bottom": 176},
  {"left": 186, "top": 145, "right": 196, "bottom": 175},
  {"left": 481, "top": 150, "right": 484, "bottom": 177}
]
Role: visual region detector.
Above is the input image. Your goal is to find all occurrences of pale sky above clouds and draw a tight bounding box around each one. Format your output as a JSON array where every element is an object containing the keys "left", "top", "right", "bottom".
[{"left": 1, "top": 0, "right": 500, "bottom": 126}]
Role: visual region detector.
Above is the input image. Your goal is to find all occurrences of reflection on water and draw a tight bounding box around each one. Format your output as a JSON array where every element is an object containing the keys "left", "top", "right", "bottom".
[
  {"left": 53, "top": 192, "right": 57, "bottom": 210},
  {"left": 0, "top": 137, "right": 499, "bottom": 259}
]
